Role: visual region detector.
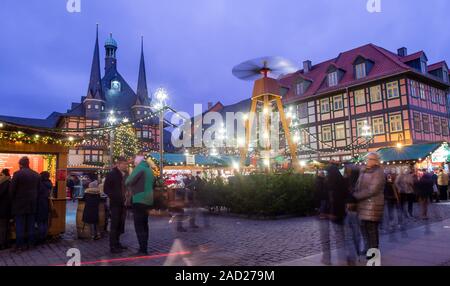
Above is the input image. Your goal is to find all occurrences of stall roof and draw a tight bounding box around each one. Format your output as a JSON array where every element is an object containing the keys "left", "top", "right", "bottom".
[
  {"left": 376, "top": 142, "right": 442, "bottom": 162},
  {"left": 149, "top": 153, "right": 246, "bottom": 166}
]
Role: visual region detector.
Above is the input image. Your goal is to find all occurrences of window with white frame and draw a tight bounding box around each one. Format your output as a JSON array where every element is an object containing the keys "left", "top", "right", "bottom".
[
  {"left": 422, "top": 114, "right": 430, "bottom": 133},
  {"left": 433, "top": 117, "right": 441, "bottom": 134},
  {"left": 94, "top": 105, "right": 99, "bottom": 109},
  {"left": 322, "top": 126, "right": 332, "bottom": 142},
  {"left": 335, "top": 123, "right": 346, "bottom": 140},
  {"left": 372, "top": 117, "right": 385, "bottom": 135},
  {"left": 301, "top": 130, "right": 309, "bottom": 144},
  {"left": 441, "top": 119, "right": 449, "bottom": 136},
  {"left": 297, "top": 103, "right": 308, "bottom": 118},
  {"left": 413, "top": 112, "right": 421, "bottom": 132},
  {"left": 387, "top": 81, "right": 399, "bottom": 99},
  {"left": 136, "top": 131, "right": 142, "bottom": 138},
  {"left": 333, "top": 95, "right": 343, "bottom": 110},
  {"left": 137, "top": 110, "right": 141, "bottom": 115},
  {"left": 328, "top": 72, "right": 338, "bottom": 87},
  {"left": 320, "top": 98, "right": 330, "bottom": 113},
  {"left": 355, "top": 63, "right": 366, "bottom": 79},
  {"left": 370, "top": 85, "right": 382, "bottom": 102},
  {"left": 430, "top": 87, "right": 437, "bottom": 103},
  {"left": 389, "top": 114, "right": 403, "bottom": 132},
  {"left": 410, "top": 80, "right": 418, "bottom": 98},
  {"left": 419, "top": 83, "right": 426, "bottom": 99},
  {"left": 296, "top": 83, "right": 305, "bottom": 96},
  {"left": 356, "top": 120, "right": 368, "bottom": 137},
  {"left": 87, "top": 104, "right": 91, "bottom": 109},
  {"left": 143, "top": 130, "right": 149, "bottom": 138},
  {"left": 354, "top": 89, "right": 366, "bottom": 106},
  {"left": 421, "top": 61, "right": 427, "bottom": 73}
]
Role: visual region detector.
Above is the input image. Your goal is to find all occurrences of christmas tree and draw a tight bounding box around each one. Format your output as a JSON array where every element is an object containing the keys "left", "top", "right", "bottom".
[{"left": 112, "top": 124, "right": 141, "bottom": 160}]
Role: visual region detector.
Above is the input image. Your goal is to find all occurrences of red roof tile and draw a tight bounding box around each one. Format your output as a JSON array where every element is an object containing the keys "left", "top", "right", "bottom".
[
  {"left": 428, "top": 61, "right": 448, "bottom": 71},
  {"left": 279, "top": 43, "right": 448, "bottom": 104}
]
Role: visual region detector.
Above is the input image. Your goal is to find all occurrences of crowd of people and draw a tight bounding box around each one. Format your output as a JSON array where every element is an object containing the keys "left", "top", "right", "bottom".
[
  {"left": 0, "top": 157, "right": 54, "bottom": 251},
  {"left": 314, "top": 152, "right": 449, "bottom": 265}
]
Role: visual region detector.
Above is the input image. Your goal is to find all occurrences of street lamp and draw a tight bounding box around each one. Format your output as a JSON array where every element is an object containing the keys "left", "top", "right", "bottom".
[
  {"left": 107, "top": 111, "right": 117, "bottom": 167},
  {"left": 153, "top": 87, "right": 168, "bottom": 179}
]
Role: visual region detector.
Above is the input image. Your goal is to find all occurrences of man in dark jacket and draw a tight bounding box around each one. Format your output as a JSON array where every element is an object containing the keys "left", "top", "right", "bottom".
[
  {"left": 326, "top": 160, "right": 347, "bottom": 223},
  {"left": 104, "top": 156, "right": 129, "bottom": 253},
  {"left": 0, "top": 169, "right": 12, "bottom": 250},
  {"left": 9, "top": 157, "right": 41, "bottom": 251}
]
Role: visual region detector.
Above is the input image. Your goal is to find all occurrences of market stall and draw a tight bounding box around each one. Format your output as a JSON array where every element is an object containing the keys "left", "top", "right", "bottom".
[
  {"left": 0, "top": 120, "right": 76, "bottom": 237},
  {"left": 366, "top": 142, "right": 450, "bottom": 172}
]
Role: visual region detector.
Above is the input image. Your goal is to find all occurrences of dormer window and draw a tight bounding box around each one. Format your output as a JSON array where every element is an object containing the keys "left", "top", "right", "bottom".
[
  {"left": 355, "top": 63, "right": 366, "bottom": 79},
  {"left": 296, "top": 83, "right": 304, "bottom": 96},
  {"left": 87, "top": 104, "right": 92, "bottom": 109},
  {"left": 421, "top": 61, "right": 427, "bottom": 74},
  {"left": 328, "top": 72, "right": 338, "bottom": 87},
  {"left": 444, "top": 70, "right": 449, "bottom": 83}
]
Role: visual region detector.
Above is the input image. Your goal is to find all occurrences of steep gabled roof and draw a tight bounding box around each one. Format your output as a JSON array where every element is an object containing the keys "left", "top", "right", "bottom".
[
  {"left": 136, "top": 37, "right": 150, "bottom": 106},
  {"left": 86, "top": 25, "right": 105, "bottom": 101},
  {"left": 280, "top": 43, "right": 449, "bottom": 104}
]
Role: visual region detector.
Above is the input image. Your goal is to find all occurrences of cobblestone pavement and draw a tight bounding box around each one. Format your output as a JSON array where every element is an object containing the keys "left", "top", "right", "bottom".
[{"left": 1, "top": 201, "right": 450, "bottom": 266}]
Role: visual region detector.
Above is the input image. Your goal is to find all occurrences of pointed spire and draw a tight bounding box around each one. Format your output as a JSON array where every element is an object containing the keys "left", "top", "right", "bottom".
[
  {"left": 86, "top": 24, "right": 104, "bottom": 101},
  {"left": 136, "top": 36, "right": 149, "bottom": 105}
]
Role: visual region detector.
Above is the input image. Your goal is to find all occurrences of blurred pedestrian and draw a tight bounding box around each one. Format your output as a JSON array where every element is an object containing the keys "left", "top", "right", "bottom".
[
  {"left": 82, "top": 181, "right": 101, "bottom": 240},
  {"left": 437, "top": 168, "right": 448, "bottom": 201},
  {"left": 431, "top": 169, "right": 439, "bottom": 203},
  {"left": 395, "top": 167, "right": 415, "bottom": 219},
  {"left": 126, "top": 156, "right": 155, "bottom": 255},
  {"left": 417, "top": 169, "right": 433, "bottom": 219},
  {"left": 36, "top": 171, "right": 52, "bottom": 245},
  {"left": 384, "top": 170, "right": 400, "bottom": 229},
  {"left": 353, "top": 152, "right": 385, "bottom": 257},
  {"left": 0, "top": 169, "right": 12, "bottom": 250},
  {"left": 104, "top": 157, "right": 129, "bottom": 254},
  {"left": 343, "top": 164, "right": 362, "bottom": 265},
  {"left": 9, "top": 157, "right": 40, "bottom": 252},
  {"left": 314, "top": 170, "right": 328, "bottom": 219}
]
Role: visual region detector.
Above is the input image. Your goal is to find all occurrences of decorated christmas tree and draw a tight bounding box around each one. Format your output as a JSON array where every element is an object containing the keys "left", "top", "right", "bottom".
[{"left": 112, "top": 124, "right": 141, "bottom": 160}]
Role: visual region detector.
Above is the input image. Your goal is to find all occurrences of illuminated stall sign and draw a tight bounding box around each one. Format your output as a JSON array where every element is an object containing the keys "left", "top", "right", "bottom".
[{"left": 431, "top": 144, "right": 450, "bottom": 163}]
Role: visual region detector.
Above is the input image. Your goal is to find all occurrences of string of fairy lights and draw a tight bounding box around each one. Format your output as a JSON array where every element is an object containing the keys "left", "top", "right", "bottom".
[{"left": 0, "top": 127, "right": 78, "bottom": 147}]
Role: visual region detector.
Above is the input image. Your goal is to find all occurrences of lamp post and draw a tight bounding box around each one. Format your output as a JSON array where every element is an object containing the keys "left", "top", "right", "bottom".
[
  {"left": 107, "top": 110, "right": 117, "bottom": 168},
  {"left": 154, "top": 87, "right": 168, "bottom": 179}
]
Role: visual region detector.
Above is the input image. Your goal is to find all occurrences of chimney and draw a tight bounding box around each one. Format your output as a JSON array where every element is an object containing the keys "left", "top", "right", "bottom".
[
  {"left": 303, "top": 60, "right": 312, "bottom": 73},
  {"left": 207, "top": 102, "right": 213, "bottom": 110},
  {"left": 397, "top": 47, "right": 407, "bottom": 57}
]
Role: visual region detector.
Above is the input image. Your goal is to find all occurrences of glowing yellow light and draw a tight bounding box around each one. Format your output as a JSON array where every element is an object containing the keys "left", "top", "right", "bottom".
[
  {"left": 68, "top": 136, "right": 74, "bottom": 142},
  {"left": 396, "top": 143, "right": 402, "bottom": 149},
  {"left": 300, "top": 160, "right": 307, "bottom": 167}
]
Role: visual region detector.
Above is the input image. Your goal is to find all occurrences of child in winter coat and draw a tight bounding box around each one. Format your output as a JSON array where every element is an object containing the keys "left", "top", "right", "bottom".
[{"left": 82, "top": 181, "right": 101, "bottom": 240}]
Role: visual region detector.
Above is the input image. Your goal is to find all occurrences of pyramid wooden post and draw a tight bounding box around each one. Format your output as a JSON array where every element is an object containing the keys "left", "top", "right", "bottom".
[{"left": 239, "top": 75, "right": 299, "bottom": 170}]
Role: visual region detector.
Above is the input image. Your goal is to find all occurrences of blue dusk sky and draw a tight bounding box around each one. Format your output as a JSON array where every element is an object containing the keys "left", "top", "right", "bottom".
[{"left": 0, "top": 0, "right": 449, "bottom": 118}]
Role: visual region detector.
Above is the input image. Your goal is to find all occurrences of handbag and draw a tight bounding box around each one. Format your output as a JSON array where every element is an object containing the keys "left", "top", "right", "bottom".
[{"left": 433, "top": 184, "right": 439, "bottom": 194}]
